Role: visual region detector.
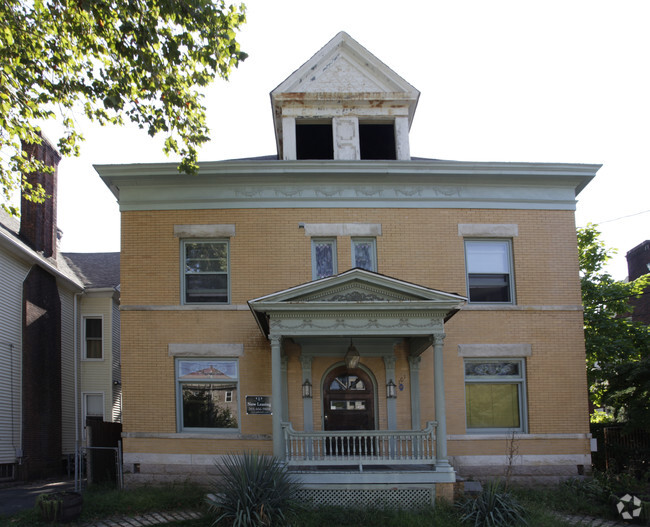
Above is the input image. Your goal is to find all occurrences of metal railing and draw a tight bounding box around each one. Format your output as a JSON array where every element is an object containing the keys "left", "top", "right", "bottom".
[{"left": 282, "top": 421, "right": 437, "bottom": 466}]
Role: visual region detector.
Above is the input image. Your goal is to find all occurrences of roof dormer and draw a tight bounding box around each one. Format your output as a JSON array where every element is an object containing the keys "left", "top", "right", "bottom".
[{"left": 271, "top": 32, "right": 420, "bottom": 161}]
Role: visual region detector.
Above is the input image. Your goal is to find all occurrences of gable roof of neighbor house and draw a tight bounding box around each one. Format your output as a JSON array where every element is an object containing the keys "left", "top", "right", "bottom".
[
  {"left": 0, "top": 209, "right": 84, "bottom": 290},
  {"left": 62, "top": 252, "right": 120, "bottom": 289}
]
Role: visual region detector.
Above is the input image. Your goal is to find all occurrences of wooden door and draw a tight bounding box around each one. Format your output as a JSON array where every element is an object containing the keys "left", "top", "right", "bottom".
[{"left": 323, "top": 366, "right": 375, "bottom": 431}]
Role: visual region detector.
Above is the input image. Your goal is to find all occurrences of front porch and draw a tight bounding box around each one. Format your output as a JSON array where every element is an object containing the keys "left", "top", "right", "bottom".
[
  {"left": 248, "top": 269, "right": 466, "bottom": 503},
  {"left": 282, "top": 420, "right": 455, "bottom": 504}
]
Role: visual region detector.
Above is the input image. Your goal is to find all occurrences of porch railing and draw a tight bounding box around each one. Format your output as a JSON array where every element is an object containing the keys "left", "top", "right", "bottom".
[{"left": 281, "top": 421, "right": 437, "bottom": 466}]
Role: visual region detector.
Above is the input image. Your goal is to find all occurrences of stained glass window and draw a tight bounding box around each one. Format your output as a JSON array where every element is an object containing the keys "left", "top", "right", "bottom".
[
  {"left": 352, "top": 238, "right": 377, "bottom": 271},
  {"left": 312, "top": 238, "right": 337, "bottom": 279}
]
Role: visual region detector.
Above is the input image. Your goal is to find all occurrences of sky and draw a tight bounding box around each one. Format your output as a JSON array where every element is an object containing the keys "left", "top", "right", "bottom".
[{"left": 37, "top": 0, "right": 649, "bottom": 280}]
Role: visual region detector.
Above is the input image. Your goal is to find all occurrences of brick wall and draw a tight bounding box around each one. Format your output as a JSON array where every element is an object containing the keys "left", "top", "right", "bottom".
[
  {"left": 19, "top": 137, "right": 61, "bottom": 258},
  {"left": 21, "top": 265, "right": 62, "bottom": 479},
  {"left": 119, "top": 207, "right": 589, "bottom": 478}
]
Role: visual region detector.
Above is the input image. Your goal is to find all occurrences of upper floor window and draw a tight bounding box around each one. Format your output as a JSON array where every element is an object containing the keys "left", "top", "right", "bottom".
[
  {"left": 296, "top": 121, "right": 334, "bottom": 160},
  {"left": 84, "top": 317, "right": 103, "bottom": 360},
  {"left": 359, "top": 123, "right": 396, "bottom": 160},
  {"left": 183, "top": 240, "right": 229, "bottom": 304},
  {"left": 176, "top": 359, "right": 239, "bottom": 432},
  {"left": 312, "top": 238, "right": 337, "bottom": 280},
  {"left": 465, "top": 240, "right": 514, "bottom": 303},
  {"left": 352, "top": 238, "right": 377, "bottom": 272}
]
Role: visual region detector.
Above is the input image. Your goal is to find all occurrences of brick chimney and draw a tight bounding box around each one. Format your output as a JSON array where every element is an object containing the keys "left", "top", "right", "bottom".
[{"left": 19, "top": 135, "right": 61, "bottom": 259}]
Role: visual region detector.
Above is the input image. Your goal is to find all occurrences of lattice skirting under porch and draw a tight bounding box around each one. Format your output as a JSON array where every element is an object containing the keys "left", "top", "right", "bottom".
[{"left": 295, "top": 485, "right": 435, "bottom": 508}]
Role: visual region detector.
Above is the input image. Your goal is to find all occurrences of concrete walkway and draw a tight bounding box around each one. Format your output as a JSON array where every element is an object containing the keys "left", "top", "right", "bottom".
[
  {"left": 81, "top": 509, "right": 203, "bottom": 526},
  {"left": 555, "top": 512, "right": 630, "bottom": 526}
]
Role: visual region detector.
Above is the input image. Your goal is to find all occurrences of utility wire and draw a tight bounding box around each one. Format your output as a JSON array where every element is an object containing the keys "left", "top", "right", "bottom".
[{"left": 593, "top": 208, "right": 650, "bottom": 225}]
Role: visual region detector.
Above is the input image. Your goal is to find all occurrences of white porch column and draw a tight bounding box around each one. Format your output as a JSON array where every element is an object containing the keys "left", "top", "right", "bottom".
[
  {"left": 270, "top": 335, "right": 284, "bottom": 458},
  {"left": 433, "top": 333, "right": 451, "bottom": 469},
  {"left": 408, "top": 355, "right": 422, "bottom": 430}
]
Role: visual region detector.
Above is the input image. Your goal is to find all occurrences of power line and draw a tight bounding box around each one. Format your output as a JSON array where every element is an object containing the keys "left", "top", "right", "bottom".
[{"left": 594, "top": 208, "right": 650, "bottom": 225}]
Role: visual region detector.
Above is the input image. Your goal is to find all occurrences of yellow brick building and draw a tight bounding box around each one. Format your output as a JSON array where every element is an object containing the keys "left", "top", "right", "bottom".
[{"left": 97, "top": 32, "right": 599, "bottom": 504}]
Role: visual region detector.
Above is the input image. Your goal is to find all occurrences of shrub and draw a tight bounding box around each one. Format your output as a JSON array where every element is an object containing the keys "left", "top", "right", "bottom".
[
  {"left": 206, "top": 451, "right": 300, "bottom": 527},
  {"left": 457, "top": 479, "right": 527, "bottom": 527}
]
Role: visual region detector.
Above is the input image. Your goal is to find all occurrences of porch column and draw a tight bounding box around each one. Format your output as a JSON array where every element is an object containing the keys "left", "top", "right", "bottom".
[
  {"left": 270, "top": 335, "right": 284, "bottom": 458},
  {"left": 300, "top": 355, "right": 314, "bottom": 432},
  {"left": 408, "top": 355, "right": 422, "bottom": 430},
  {"left": 281, "top": 355, "right": 289, "bottom": 425},
  {"left": 384, "top": 356, "right": 397, "bottom": 430},
  {"left": 433, "top": 333, "right": 451, "bottom": 468}
]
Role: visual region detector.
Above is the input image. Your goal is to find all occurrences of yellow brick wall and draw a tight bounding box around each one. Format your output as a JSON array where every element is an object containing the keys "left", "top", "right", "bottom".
[
  {"left": 120, "top": 207, "right": 589, "bottom": 459},
  {"left": 121, "top": 208, "right": 582, "bottom": 306}
]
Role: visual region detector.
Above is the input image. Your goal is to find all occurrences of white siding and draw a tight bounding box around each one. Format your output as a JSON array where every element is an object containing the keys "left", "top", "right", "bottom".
[
  {"left": 80, "top": 296, "right": 114, "bottom": 424},
  {"left": 111, "top": 300, "right": 121, "bottom": 422},
  {"left": 60, "top": 287, "right": 77, "bottom": 455},
  {"left": 0, "top": 249, "right": 29, "bottom": 465}
]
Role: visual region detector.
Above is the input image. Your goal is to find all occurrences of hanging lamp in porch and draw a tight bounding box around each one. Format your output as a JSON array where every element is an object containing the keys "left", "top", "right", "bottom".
[{"left": 344, "top": 340, "right": 360, "bottom": 369}]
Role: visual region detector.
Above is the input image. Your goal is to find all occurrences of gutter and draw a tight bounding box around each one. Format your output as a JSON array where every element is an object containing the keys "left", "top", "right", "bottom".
[{"left": 0, "top": 229, "right": 84, "bottom": 291}]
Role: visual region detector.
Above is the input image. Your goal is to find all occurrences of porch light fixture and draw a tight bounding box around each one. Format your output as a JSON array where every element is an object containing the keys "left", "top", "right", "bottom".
[
  {"left": 344, "top": 340, "right": 360, "bottom": 369},
  {"left": 386, "top": 379, "right": 397, "bottom": 399},
  {"left": 302, "top": 379, "right": 313, "bottom": 399}
]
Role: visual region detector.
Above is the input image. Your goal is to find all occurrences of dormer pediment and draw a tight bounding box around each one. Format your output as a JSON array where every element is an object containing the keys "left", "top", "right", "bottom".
[{"left": 271, "top": 32, "right": 420, "bottom": 161}]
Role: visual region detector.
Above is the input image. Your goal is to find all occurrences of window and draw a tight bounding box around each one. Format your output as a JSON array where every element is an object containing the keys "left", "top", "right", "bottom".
[
  {"left": 465, "top": 240, "right": 514, "bottom": 303},
  {"left": 84, "top": 317, "right": 103, "bottom": 359},
  {"left": 84, "top": 393, "right": 104, "bottom": 421},
  {"left": 296, "top": 121, "right": 334, "bottom": 160},
  {"left": 359, "top": 123, "right": 396, "bottom": 160},
  {"left": 352, "top": 238, "right": 377, "bottom": 272},
  {"left": 176, "top": 359, "right": 239, "bottom": 431},
  {"left": 183, "top": 240, "right": 229, "bottom": 304},
  {"left": 312, "top": 238, "right": 337, "bottom": 279},
  {"left": 464, "top": 359, "right": 526, "bottom": 432}
]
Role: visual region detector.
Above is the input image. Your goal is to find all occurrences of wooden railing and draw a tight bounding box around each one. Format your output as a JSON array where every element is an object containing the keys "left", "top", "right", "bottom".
[{"left": 281, "top": 421, "right": 437, "bottom": 466}]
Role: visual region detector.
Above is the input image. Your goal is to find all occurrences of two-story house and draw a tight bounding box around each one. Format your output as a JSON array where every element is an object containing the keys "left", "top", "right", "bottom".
[
  {"left": 97, "top": 32, "right": 599, "bottom": 504},
  {"left": 0, "top": 136, "right": 120, "bottom": 482}
]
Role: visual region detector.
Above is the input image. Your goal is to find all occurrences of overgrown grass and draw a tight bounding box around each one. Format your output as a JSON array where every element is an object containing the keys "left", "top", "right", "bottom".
[
  {"left": 290, "top": 502, "right": 462, "bottom": 527},
  {"left": 1, "top": 482, "right": 208, "bottom": 526},
  {"left": 4, "top": 472, "right": 646, "bottom": 527}
]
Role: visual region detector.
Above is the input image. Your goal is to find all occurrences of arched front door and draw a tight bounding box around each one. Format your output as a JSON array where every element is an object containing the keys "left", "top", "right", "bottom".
[{"left": 323, "top": 366, "right": 375, "bottom": 431}]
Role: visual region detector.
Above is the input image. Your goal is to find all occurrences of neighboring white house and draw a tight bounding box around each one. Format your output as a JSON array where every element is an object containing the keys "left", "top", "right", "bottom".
[{"left": 0, "top": 137, "right": 120, "bottom": 482}]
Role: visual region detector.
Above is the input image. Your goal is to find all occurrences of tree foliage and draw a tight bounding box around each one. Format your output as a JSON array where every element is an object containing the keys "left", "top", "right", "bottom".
[
  {"left": 578, "top": 224, "right": 650, "bottom": 427},
  {"left": 0, "top": 0, "right": 246, "bottom": 214}
]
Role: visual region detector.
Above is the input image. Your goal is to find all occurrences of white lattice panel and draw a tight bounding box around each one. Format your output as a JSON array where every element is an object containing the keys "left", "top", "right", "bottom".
[{"left": 295, "top": 486, "right": 433, "bottom": 508}]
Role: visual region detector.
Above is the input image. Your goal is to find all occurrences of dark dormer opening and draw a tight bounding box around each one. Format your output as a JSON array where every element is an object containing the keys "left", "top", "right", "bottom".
[
  {"left": 360, "top": 123, "right": 396, "bottom": 160},
  {"left": 296, "top": 122, "right": 334, "bottom": 160}
]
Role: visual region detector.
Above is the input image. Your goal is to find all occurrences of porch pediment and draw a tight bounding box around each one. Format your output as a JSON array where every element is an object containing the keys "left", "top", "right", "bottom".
[{"left": 248, "top": 269, "right": 466, "bottom": 338}]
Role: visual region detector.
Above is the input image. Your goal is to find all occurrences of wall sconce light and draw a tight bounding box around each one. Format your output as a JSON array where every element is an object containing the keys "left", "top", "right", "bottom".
[
  {"left": 302, "top": 379, "right": 312, "bottom": 399},
  {"left": 386, "top": 379, "right": 397, "bottom": 399},
  {"left": 344, "top": 340, "right": 360, "bottom": 369}
]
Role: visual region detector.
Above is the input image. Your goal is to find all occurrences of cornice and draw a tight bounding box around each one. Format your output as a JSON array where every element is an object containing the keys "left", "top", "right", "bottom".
[
  {"left": 95, "top": 159, "right": 599, "bottom": 212},
  {"left": 95, "top": 158, "right": 601, "bottom": 180}
]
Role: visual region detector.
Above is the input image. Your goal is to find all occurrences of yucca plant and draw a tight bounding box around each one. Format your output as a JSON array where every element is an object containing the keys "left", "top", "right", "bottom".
[
  {"left": 206, "top": 451, "right": 301, "bottom": 526},
  {"left": 457, "top": 479, "right": 527, "bottom": 527}
]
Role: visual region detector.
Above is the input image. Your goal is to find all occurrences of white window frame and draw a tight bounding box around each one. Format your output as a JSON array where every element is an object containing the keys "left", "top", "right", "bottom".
[
  {"left": 181, "top": 239, "right": 230, "bottom": 305},
  {"left": 176, "top": 359, "right": 240, "bottom": 433},
  {"left": 83, "top": 316, "right": 104, "bottom": 361},
  {"left": 464, "top": 358, "right": 527, "bottom": 434},
  {"left": 464, "top": 239, "right": 515, "bottom": 304},
  {"left": 311, "top": 238, "right": 337, "bottom": 280},
  {"left": 351, "top": 237, "right": 377, "bottom": 272}
]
